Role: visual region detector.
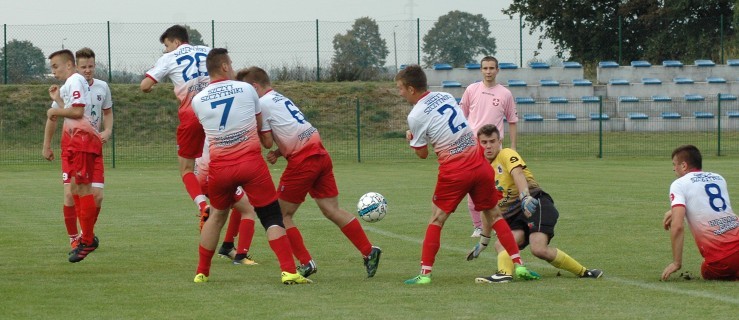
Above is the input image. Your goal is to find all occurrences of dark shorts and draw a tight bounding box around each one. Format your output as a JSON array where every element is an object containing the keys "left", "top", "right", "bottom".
[{"left": 505, "top": 190, "right": 558, "bottom": 250}]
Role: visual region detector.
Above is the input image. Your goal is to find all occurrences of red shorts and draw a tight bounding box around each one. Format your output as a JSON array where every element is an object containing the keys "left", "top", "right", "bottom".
[
  {"left": 433, "top": 163, "right": 499, "bottom": 214},
  {"left": 702, "top": 250, "right": 739, "bottom": 280},
  {"left": 62, "top": 152, "right": 104, "bottom": 186},
  {"left": 62, "top": 149, "right": 101, "bottom": 185},
  {"left": 198, "top": 167, "right": 245, "bottom": 203},
  {"left": 278, "top": 153, "right": 339, "bottom": 204},
  {"left": 208, "top": 159, "right": 277, "bottom": 210},
  {"left": 176, "top": 118, "right": 205, "bottom": 159}
]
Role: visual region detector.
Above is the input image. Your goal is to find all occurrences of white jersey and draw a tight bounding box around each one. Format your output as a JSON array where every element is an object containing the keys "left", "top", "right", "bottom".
[
  {"left": 192, "top": 79, "right": 262, "bottom": 165},
  {"left": 258, "top": 90, "right": 324, "bottom": 162},
  {"left": 88, "top": 78, "right": 113, "bottom": 132},
  {"left": 670, "top": 171, "right": 739, "bottom": 262},
  {"left": 407, "top": 91, "right": 479, "bottom": 171},
  {"left": 51, "top": 73, "right": 99, "bottom": 152},
  {"left": 145, "top": 43, "right": 211, "bottom": 111}
]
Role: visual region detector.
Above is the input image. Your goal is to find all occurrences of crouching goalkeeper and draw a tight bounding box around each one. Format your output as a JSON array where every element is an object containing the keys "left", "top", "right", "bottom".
[{"left": 468, "top": 124, "right": 603, "bottom": 282}]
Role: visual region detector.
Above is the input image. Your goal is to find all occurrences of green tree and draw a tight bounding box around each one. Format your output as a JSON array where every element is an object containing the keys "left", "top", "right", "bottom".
[
  {"left": 422, "top": 10, "right": 496, "bottom": 68},
  {"left": 330, "top": 17, "right": 389, "bottom": 81},
  {"left": 504, "top": 0, "right": 735, "bottom": 63},
  {"left": 183, "top": 25, "right": 207, "bottom": 46},
  {"left": 0, "top": 39, "right": 47, "bottom": 83}
]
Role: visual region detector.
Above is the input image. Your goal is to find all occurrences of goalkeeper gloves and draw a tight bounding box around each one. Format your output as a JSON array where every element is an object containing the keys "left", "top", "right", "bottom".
[
  {"left": 520, "top": 194, "right": 539, "bottom": 217},
  {"left": 466, "top": 234, "right": 490, "bottom": 261}
]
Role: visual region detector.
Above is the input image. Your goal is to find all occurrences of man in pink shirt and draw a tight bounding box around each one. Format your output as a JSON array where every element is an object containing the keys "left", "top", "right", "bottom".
[{"left": 459, "top": 56, "right": 519, "bottom": 237}]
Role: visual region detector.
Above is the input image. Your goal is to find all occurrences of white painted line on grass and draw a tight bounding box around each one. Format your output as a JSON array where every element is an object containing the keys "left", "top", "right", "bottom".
[{"left": 365, "top": 226, "right": 739, "bottom": 306}]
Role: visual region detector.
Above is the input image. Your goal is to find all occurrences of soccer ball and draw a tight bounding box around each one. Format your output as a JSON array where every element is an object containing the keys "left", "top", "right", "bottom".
[{"left": 357, "top": 192, "right": 387, "bottom": 223}]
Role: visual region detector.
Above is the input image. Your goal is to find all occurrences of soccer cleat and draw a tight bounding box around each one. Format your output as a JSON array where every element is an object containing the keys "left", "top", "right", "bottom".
[
  {"left": 232, "top": 253, "right": 258, "bottom": 265},
  {"left": 363, "top": 246, "right": 382, "bottom": 278},
  {"left": 68, "top": 236, "right": 99, "bottom": 263},
  {"left": 470, "top": 227, "right": 482, "bottom": 238},
  {"left": 580, "top": 269, "right": 604, "bottom": 279},
  {"left": 475, "top": 272, "right": 513, "bottom": 283},
  {"left": 515, "top": 265, "right": 541, "bottom": 280},
  {"left": 281, "top": 272, "right": 313, "bottom": 285},
  {"left": 297, "top": 260, "right": 317, "bottom": 278},
  {"left": 218, "top": 244, "right": 236, "bottom": 260},
  {"left": 404, "top": 274, "right": 432, "bottom": 285},
  {"left": 193, "top": 273, "right": 208, "bottom": 283},
  {"left": 199, "top": 205, "right": 210, "bottom": 233}
]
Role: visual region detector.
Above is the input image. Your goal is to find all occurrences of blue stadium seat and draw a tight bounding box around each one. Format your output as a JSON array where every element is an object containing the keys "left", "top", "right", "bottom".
[
  {"left": 563, "top": 61, "right": 582, "bottom": 68},
  {"left": 433, "top": 63, "right": 453, "bottom": 70},
  {"left": 529, "top": 62, "right": 550, "bottom": 69},
  {"left": 674, "top": 77, "right": 694, "bottom": 84},
  {"left": 507, "top": 79, "right": 527, "bottom": 87},
  {"left": 727, "top": 111, "right": 739, "bottom": 118},
  {"left": 441, "top": 80, "right": 461, "bottom": 88},
  {"left": 685, "top": 94, "right": 704, "bottom": 101},
  {"left": 627, "top": 112, "right": 649, "bottom": 120},
  {"left": 694, "top": 111, "right": 714, "bottom": 119},
  {"left": 556, "top": 113, "right": 576, "bottom": 121},
  {"left": 499, "top": 62, "right": 518, "bottom": 69},
  {"left": 642, "top": 78, "right": 662, "bottom": 85},
  {"left": 719, "top": 94, "right": 737, "bottom": 101},
  {"left": 652, "top": 95, "right": 672, "bottom": 102},
  {"left": 662, "top": 60, "right": 683, "bottom": 67},
  {"left": 582, "top": 96, "right": 600, "bottom": 103},
  {"left": 706, "top": 77, "right": 726, "bottom": 84},
  {"left": 515, "top": 96, "right": 535, "bottom": 104},
  {"left": 728, "top": 59, "right": 739, "bottom": 67},
  {"left": 572, "top": 79, "right": 592, "bottom": 86},
  {"left": 694, "top": 59, "right": 715, "bottom": 67},
  {"left": 455, "top": 98, "right": 462, "bottom": 104},
  {"left": 609, "top": 79, "right": 629, "bottom": 85},
  {"left": 549, "top": 97, "right": 568, "bottom": 104},
  {"left": 465, "top": 63, "right": 481, "bottom": 70},
  {"left": 523, "top": 113, "right": 544, "bottom": 121},
  {"left": 599, "top": 61, "right": 619, "bottom": 68},
  {"left": 399, "top": 64, "right": 408, "bottom": 70},
  {"left": 631, "top": 60, "right": 651, "bottom": 67},
  {"left": 619, "top": 96, "right": 639, "bottom": 102},
  {"left": 589, "top": 112, "right": 610, "bottom": 120},
  {"left": 661, "top": 112, "right": 681, "bottom": 119},
  {"left": 540, "top": 79, "right": 560, "bottom": 86}
]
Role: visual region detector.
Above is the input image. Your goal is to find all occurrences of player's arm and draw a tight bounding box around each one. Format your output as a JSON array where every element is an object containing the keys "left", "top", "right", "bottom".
[
  {"left": 661, "top": 205, "right": 686, "bottom": 280},
  {"left": 140, "top": 76, "right": 156, "bottom": 93},
  {"left": 508, "top": 122, "right": 517, "bottom": 150},
  {"left": 101, "top": 108, "right": 113, "bottom": 144},
  {"left": 459, "top": 90, "right": 470, "bottom": 117},
  {"left": 259, "top": 131, "right": 274, "bottom": 149},
  {"left": 510, "top": 166, "right": 528, "bottom": 195},
  {"left": 48, "top": 105, "right": 84, "bottom": 119},
  {"left": 42, "top": 117, "right": 58, "bottom": 161},
  {"left": 413, "top": 146, "right": 429, "bottom": 159}
]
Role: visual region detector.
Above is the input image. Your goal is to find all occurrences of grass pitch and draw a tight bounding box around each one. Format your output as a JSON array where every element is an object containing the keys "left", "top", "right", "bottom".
[{"left": 1, "top": 157, "right": 738, "bottom": 319}]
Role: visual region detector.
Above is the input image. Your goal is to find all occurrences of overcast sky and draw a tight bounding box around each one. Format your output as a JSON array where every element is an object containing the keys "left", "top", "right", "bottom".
[{"left": 1, "top": 0, "right": 515, "bottom": 25}]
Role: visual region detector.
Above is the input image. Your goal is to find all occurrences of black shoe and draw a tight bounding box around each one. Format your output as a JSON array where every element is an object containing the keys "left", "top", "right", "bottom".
[
  {"left": 68, "top": 236, "right": 99, "bottom": 263},
  {"left": 580, "top": 269, "right": 603, "bottom": 279},
  {"left": 364, "top": 246, "right": 382, "bottom": 278},
  {"left": 218, "top": 242, "right": 236, "bottom": 260},
  {"left": 475, "top": 272, "right": 513, "bottom": 283},
  {"left": 297, "top": 260, "right": 317, "bottom": 278}
]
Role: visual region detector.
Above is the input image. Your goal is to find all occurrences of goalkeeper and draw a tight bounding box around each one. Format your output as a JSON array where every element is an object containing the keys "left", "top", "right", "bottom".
[{"left": 470, "top": 124, "right": 603, "bottom": 282}]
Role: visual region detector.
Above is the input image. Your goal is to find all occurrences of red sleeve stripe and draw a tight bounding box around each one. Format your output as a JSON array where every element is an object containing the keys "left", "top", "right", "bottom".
[
  {"left": 411, "top": 145, "right": 427, "bottom": 150},
  {"left": 72, "top": 103, "right": 86, "bottom": 108},
  {"left": 258, "top": 129, "right": 272, "bottom": 134},
  {"left": 671, "top": 204, "right": 686, "bottom": 208},
  {"left": 145, "top": 74, "right": 158, "bottom": 83}
]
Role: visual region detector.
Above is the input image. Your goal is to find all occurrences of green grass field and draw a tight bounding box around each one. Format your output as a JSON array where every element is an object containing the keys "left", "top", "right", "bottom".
[{"left": 1, "top": 157, "right": 738, "bottom": 319}]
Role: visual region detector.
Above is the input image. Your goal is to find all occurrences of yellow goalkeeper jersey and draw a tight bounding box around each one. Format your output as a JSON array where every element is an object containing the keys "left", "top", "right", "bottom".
[{"left": 491, "top": 148, "right": 540, "bottom": 216}]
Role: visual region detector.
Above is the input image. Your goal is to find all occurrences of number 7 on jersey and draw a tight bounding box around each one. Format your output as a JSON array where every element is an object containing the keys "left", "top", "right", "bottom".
[{"left": 210, "top": 97, "right": 234, "bottom": 131}]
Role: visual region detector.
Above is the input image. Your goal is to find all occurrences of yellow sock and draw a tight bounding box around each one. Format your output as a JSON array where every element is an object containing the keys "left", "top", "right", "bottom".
[
  {"left": 497, "top": 251, "right": 515, "bottom": 275},
  {"left": 550, "top": 248, "right": 586, "bottom": 276}
]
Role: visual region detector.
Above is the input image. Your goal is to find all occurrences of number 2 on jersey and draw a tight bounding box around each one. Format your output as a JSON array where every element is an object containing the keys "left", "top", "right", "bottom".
[
  {"left": 704, "top": 183, "right": 728, "bottom": 212},
  {"left": 177, "top": 52, "right": 208, "bottom": 82},
  {"left": 210, "top": 97, "right": 234, "bottom": 131},
  {"left": 437, "top": 104, "right": 467, "bottom": 133}
]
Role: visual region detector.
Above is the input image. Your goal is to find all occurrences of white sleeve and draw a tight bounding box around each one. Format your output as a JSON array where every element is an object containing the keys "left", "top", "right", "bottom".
[
  {"left": 102, "top": 83, "right": 113, "bottom": 109},
  {"left": 145, "top": 55, "right": 171, "bottom": 83},
  {"left": 669, "top": 179, "right": 686, "bottom": 207},
  {"left": 407, "top": 114, "right": 428, "bottom": 148},
  {"left": 69, "top": 78, "right": 88, "bottom": 106}
]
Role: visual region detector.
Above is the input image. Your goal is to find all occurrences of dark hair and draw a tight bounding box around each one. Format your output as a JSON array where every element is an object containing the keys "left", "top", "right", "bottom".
[
  {"left": 237, "top": 66, "right": 270, "bottom": 86},
  {"left": 205, "top": 48, "right": 229, "bottom": 75},
  {"left": 159, "top": 25, "right": 189, "bottom": 43},
  {"left": 395, "top": 64, "right": 427, "bottom": 91},
  {"left": 75, "top": 47, "right": 96, "bottom": 60},
  {"left": 480, "top": 56, "right": 499, "bottom": 68},
  {"left": 48, "top": 49, "right": 75, "bottom": 65},
  {"left": 477, "top": 124, "right": 500, "bottom": 138},
  {"left": 671, "top": 145, "right": 702, "bottom": 170}
]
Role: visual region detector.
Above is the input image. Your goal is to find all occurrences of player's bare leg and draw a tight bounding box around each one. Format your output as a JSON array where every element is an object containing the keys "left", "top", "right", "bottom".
[{"left": 529, "top": 232, "right": 601, "bottom": 278}]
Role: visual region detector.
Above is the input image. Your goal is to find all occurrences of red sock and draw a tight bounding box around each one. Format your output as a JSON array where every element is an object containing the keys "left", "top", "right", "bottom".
[
  {"left": 268, "top": 235, "right": 297, "bottom": 273},
  {"left": 285, "top": 227, "right": 312, "bottom": 265},
  {"left": 63, "top": 205, "right": 78, "bottom": 236},
  {"left": 182, "top": 173, "right": 206, "bottom": 211},
  {"left": 420, "top": 224, "right": 442, "bottom": 275},
  {"left": 79, "top": 195, "right": 97, "bottom": 245},
  {"left": 493, "top": 219, "right": 523, "bottom": 265},
  {"left": 237, "top": 219, "right": 255, "bottom": 254},
  {"left": 223, "top": 209, "right": 241, "bottom": 243},
  {"left": 340, "top": 218, "right": 372, "bottom": 256},
  {"left": 196, "top": 245, "right": 215, "bottom": 276}
]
